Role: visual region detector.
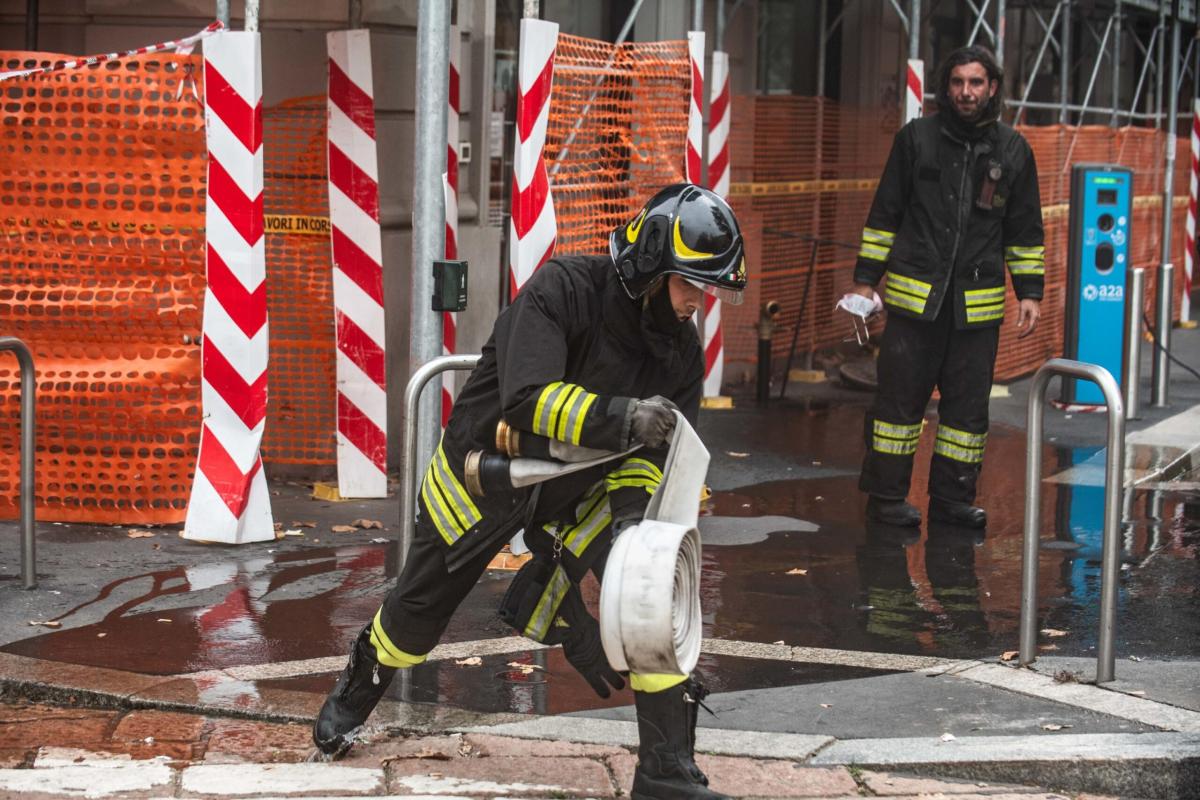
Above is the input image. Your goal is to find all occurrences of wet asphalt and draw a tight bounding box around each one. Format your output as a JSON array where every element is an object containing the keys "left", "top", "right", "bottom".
[{"left": 0, "top": 328, "right": 1197, "bottom": 726}]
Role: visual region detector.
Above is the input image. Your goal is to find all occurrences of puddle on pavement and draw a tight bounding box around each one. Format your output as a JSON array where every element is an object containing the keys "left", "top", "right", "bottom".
[
  {"left": 256, "top": 650, "right": 898, "bottom": 716},
  {"left": 3, "top": 418, "right": 1197, "bottom": 682}
]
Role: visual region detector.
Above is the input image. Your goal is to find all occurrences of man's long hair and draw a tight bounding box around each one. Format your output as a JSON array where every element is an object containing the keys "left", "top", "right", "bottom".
[{"left": 934, "top": 45, "right": 1004, "bottom": 124}]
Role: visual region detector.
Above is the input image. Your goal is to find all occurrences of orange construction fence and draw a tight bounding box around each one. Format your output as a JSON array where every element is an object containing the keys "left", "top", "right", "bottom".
[{"left": 722, "top": 96, "right": 1190, "bottom": 383}]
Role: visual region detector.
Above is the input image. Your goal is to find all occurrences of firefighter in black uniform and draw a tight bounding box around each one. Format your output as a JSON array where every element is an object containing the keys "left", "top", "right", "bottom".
[
  {"left": 313, "top": 183, "right": 747, "bottom": 800},
  {"left": 851, "top": 45, "right": 1045, "bottom": 529}
]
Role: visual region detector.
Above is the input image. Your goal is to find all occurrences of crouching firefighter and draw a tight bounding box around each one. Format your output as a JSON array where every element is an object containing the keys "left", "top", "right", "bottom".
[{"left": 313, "top": 183, "right": 748, "bottom": 800}]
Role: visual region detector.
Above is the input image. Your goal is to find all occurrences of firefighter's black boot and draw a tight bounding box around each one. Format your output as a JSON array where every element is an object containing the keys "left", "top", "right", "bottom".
[
  {"left": 866, "top": 496, "right": 922, "bottom": 527},
  {"left": 929, "top": 499, "right": 987, "bottom": 529},
  {"left": 631, "top": 678, "right": 730, "bottom": 800},
  {"left": 312, "top": 625, "right": 396, "bottom": 758}
]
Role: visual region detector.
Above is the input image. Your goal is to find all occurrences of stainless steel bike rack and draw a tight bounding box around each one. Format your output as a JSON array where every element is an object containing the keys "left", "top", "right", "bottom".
[
  {"left": 1020, "top": 358, "right": 1125, "bottom": 683},
  {"left": 0, "top": 337, "right": 37, "bottom": 589},
  {"left": 398, "top": 354, "right": 480, "bottom": 573}
]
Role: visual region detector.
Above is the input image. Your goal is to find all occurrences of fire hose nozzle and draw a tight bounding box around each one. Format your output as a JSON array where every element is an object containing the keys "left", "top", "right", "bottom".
[
  {"left": 494, "top": 419, "right": 521, "bottom": 456},
  {"left": 464, "top": 450, "right": 513, "bottom": 498}
]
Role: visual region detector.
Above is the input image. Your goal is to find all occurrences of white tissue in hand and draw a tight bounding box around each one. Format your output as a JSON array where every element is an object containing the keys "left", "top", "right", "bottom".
[{"left": 836, "top": 292, "right": 882, "bottom": 318}]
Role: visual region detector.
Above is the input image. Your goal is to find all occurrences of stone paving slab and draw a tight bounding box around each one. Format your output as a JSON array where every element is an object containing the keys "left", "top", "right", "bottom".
[
  {"left": 180, "top": 764, "right": 385, "bottom": 797},
  {"left": 385, "top": 755, "right": 614, "bottom": 797}
]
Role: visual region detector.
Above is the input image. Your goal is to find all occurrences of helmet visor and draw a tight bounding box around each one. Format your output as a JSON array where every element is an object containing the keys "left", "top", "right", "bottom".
[{"left": 684, "top": 276, "right": 745, "bottom": 305}]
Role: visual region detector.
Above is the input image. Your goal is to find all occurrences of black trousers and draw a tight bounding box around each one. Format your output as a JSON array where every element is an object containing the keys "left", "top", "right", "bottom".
[{"left": 859, "top": 303, "right": 999, "bottom": 505}]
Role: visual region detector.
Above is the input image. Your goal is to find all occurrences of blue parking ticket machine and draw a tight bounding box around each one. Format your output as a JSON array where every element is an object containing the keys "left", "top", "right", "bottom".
[{"left": 1061, "top": 164, "right": 1133, "bottom": 405}]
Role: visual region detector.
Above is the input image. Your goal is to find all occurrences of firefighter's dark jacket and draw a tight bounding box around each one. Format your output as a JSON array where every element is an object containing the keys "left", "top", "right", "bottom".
[
  {"left": 853, "top": 113, "right": 1045, "bottom": 329},
  {"left": 423, "top": 254, "right": 704, "bottom": 571}
]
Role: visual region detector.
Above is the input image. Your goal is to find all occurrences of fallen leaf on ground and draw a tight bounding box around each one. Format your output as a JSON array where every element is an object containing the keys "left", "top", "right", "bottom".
[
  {"left": 156, "top": 618, "right": 172, "bottom": 623},
  {"left": 1000, "top": 651, "right": 1019, "bottom": 662},
  {"left": 1041, "top": 723, "right": 1071, "bottom": 731},
  {"left": 772, "top": 640, "right": 786, "bottom": 645},
  {"left": 331, "top": 525, "right": 357, "bottom": 533},
  {"left": 1038, "top": 643, "right": 1059, "bottom": 652},
  {"left": 455, "top": 657, "right": 482, "bottom": 666},
  {"left": 785, "top": 568, "right": 808, "bottom": 575},
  {"left": 273, "top": 522, "right": 284, "bottom": 531},
  {"left": 410, "top": 747, "right": 451, "bottom": 760},
  {"left": 370, "top": 537, "right": 389, "bottom": 544},
  {"left": 1128, "top": 655, "right": 1143, "bottom": 662},
  {"left": 819, "top": 703, "right": 832, "bottom": 708},
  {"left": 127, "top": 530, "right": 155, "bottom": 538},
  {"left": 507, "top": 662, "right": 544, "bottom": 672},
  {"left": 28, "top": 620, "right": 61, "bottom": 628},
  {"left": 281, "top": 529, "right": 304, "bottom": 537},
  {"left": 726, "top": 451, "right": 749, "bottom": 458},
  {"left": 291, "top": 521, "right": 316, "bottom": 528},
  {"left": 352, "top": 519, "right": 384, "bottom": 529},
  {"left": 96, "top": 632, "right": 107, "bottom": 638},
  {"left": 1040, "top": 628, "right": 1069, "bottom": 638},
  {"left": 939, "top": 733, "right": 956, "bottom": 742},
  {"left": 1128, "top": 689, "right": 1146, "bottom": 696}
]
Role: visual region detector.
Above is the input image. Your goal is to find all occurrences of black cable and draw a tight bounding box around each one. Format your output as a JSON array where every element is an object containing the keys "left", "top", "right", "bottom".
[{"left": 1142, "top": 312, "right": 1200, "bottom": 382}]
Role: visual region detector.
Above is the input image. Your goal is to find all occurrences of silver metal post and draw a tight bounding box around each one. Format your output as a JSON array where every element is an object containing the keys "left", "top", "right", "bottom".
[
  {"left": 1110, "top": 0, "right": 1121, "bottom": 126},
  {"left": 909, "top": 0, "right": 921, "bottom": 60},
  {"left": 996, "top": 0, "right": 1005, "bottom": 65},
  {"left": 1123, "top": 268, "right": 1144, "bottom": 420},
  {"left": 410, "top": 0, "right": 451, "bottom": 525},
  {"left": 1020, "top": 359, "right": 1125, "bottom": 683},
  {"left": 1060, "top": 0, "right": 1071, "bottom": 125},
  {"left": 1155, "top": 2, "right": 1166, "bottom": 129},
  {"left": 817, "top": 0, "right": 829, "bottom": 96},
  {"left": 216, "top": 0, "right": 230, "bottom": 28},
  {"left": 0, "top": 338, "right": 36, "bottom": 590},
  {"left": 716, "top": 0, "right": 726, "bottom": 50},
  {"left": 1151, "top": 263, "right": 1174, "bottom": 406},
  {"left": 244, "top": 0, "right": 259, "bottom": 31},
  {"left": 349, "top": 0, "right": 363, "bottom": 29},
  {"left": 399, "top": 355, "right": 480, "bottom": 572},
  {"left": 693, "top": 0, "right": 703, "bottom": 31}
]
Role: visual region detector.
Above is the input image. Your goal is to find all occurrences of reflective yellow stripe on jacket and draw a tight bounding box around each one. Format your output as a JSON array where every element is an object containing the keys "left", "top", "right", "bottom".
[
  {"left": 548, "top": 481, "right": 613, "bottom": 559},
  {"left": 604, "top": 457, "right": 663, "bottom": 494},
  {"left": 858, "top": 227, "right": 896, "bottom": 262},
  {"left": 1005, "top": 244, "right": 1045, "bottom": 276},
  {"left": 533, "top": 382, "right": 600, "bottom": 445},
  {"left": 963, "top": 285, "right": 1006, "bottom": 323},
  {"left": 883, "top": 272, "right": 932, "bottom": 314},
  {"left": 420, "top": 441, "right": 483, "bottom": 546}
]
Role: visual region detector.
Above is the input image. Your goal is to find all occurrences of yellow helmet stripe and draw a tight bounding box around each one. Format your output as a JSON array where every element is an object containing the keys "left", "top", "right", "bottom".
[
  {"left": 626, "top": 209, "right": 647, "bottom": 243},
  {"left": 672, "top": 217, "right": 715, "bottom": 260}
]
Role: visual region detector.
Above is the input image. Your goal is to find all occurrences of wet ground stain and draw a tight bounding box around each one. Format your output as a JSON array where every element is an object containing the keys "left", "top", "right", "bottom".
[
  {"left": 3, "top": 416, "right": 1197, "bottom": 682},
  {"left": 257, "top": 650, "right": 899, "bottom": 717}
]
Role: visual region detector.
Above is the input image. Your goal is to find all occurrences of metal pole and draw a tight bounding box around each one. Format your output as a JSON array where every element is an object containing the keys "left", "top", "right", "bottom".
[
  {"left": 1060, "top": 0, "right": 1071, "bottom": 125},
  {"left": 0, "top": 338, "right": 36, "bottom": 590},
  {"left": 996, "top": 0, "right": 1005, "bottom": 66},
  {"left": 349, "top": 0, "right": 363, "bottom": 29},
  {"left": 1111, "top": 0, "right": 1121, "bottom": 127},
  {"left": 1076, "top": 15, "right": 1115, "bottom": 124},
  {"left": 1155, "top": 2, "right": 1166, "bottom": 129},
  {"left": 1151, "top": 263, "right": 1174, "bottom": 406},
  {"left": 909, "top": 0, "right": 921, "bottom": 60},
  {"left": 1123, "top": 268, "right": 1144, "bottom": 420},
  {"left": 24, "top": 0, "right": 38, "bottom": 50},
  {"left": 216, "top": 0, "right": 230, "bottom": 28},
  {"left": 716, "top": 0, "right": 726, "bottom": 50},
  {"left": 244, "top": 0, "right": 259, "bottom": 31},
  {"left": 1020, "top": 359, "right": 1124, "bottom": 683},
  {"left": 817, "top": 0, "right": 829, "bottom": 96},
  {"left": 1017, "top": 0, "right": 1063, "bottom": 126},
  {"left": 410, "top": 0, "right": 451, "bottom": 546},
  {"left": 399, "top": 355, "right": 480, "bottom": 572},
  {"left": 693, "top": 0, "right": 703, "bottom": 31}
]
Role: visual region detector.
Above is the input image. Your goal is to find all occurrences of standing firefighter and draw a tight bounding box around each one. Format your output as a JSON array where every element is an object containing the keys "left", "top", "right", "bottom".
[
  {"left": 314, "top": 183, "right": 746, "bottom": 800},
  {"left": 851, "top": 45, "right": 1045, "bottom": 529}
]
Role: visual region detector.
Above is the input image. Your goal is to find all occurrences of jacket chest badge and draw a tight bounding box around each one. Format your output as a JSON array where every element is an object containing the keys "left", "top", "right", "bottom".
[{"left": 976, "top": 160, "right": 1004, "bottom": 211}]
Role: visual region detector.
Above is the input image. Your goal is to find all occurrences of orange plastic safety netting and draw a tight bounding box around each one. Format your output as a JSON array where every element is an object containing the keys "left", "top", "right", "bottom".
[
  {"left": 723, "top": 97, "right": 1190, "bottom": 383},
  {"left": 547, "top": 34, "right": 691, "bottom": 256},
  {"left": 260, "top": 97, "right": 336, "bottom": 470},
  {"left": 0, "top": 50, "right": 207, "bottom": 524}
]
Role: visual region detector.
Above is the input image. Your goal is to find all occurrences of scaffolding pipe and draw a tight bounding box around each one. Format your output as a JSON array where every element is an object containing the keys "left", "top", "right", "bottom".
[
  {"left": 1156, "top": 2, "right": 1166, "bottom": 128},
  {"left": 1017, "top": 0, "right": 1063, "bottom": 126},
  {"left": 410, "top": 0, "right": 450, "bottom": 504},
  {"left": 967, "top": 0, "right": 993, "bottom": 49},
  {"left": 245, "top": 0, "right": 259, "bottom": 31},
  {"left": 1060, "top": 0, "right": 1071, "bottom": 125},
  {"left": 1129, "top": 26, "right": 1161, "bottom": 123},
  {"left": 1010, "top": 98, "right": 1173, "bottom": 122},
  {"left": 1111, "top": 0, "right": 1122, "bottom": 127},
  {"left": 24, "top": 0, "right": 37, "bottom": 50},
  {"left": 349, "top": 0, "right": 363, "bottom": 29},
  {"left": 1076, "top": 14, "right": 1115, "bottom": 125},
  {"left": 216, "top": 0, "right": 230, "bottom": 28},
  {"left": 997, "top": 0, "right": 1006, "bottom": 65},
  {"left": 909, "top": 0, "right": 921, "bottom": 60},
  {"left": 818, "top": 0, "right": 829, "bottom": 96}
]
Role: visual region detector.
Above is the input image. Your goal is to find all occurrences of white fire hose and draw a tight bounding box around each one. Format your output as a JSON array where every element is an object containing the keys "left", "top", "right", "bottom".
[{"left": 599, "top": 411, "right": 709, "bottom": 675}]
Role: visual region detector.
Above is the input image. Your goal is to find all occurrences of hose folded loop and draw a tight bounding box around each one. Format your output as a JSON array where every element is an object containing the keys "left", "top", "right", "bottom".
[{"left": 599, "top": 411, "right": 709, "bottom": 676}]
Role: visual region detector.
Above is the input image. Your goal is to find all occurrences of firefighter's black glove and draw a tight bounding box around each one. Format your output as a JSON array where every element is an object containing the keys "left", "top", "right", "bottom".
[
  {"left": 558, "top": 587, "right": 625, "bottom": 698},
  {"left": 628, "top": 395, "right": 678, "bottom": 449}
]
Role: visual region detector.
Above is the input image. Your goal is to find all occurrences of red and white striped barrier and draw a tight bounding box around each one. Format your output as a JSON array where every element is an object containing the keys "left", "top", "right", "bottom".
[
  {"left": 442, "top": 24, "right": 461, "bottom": 426},
  {"left": 184, "top": 31, "right": 273, "bottom": 543},
  {"left": 509, "top": 18, "right": 559, "bottom": 298},
  {"left": 685, "top": 32, "right": 705, "bottom": 187},
  {"left": 1185, "top": 98, "right": 1198, "bottom": 323},
  {"left": 327, "top": 30, "right": 387, "bottom": 499},
  {"left": 704, "top": 48, "right": 730, "bottom": 399},
  {"left": 905, "top": 59, "right": 924, "bottom": 124},
  {"left": 0, "top": 20, "right": 223, "bottom": 81}
]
